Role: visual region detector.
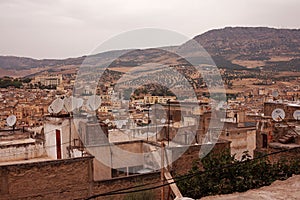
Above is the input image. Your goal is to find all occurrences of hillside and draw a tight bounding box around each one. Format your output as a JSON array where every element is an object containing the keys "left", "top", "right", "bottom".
[
  {"left": 195, "top": 27, "right": 300, "bottom": 59},
  {"left": 195, "top": 27, "right": 300, "bottom": 68},
  {"left": 0, "top": 27, "right": 300, "bottom": 77}
]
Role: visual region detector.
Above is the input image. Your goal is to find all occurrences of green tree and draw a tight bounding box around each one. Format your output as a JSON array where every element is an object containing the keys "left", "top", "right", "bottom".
[{"left": 177, "top": 151, "right": 300, "bottom": 199}]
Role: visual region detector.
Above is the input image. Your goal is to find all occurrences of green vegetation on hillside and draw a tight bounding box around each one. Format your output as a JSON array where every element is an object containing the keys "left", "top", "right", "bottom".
[
  {"left": 0, "top": 77, "right": 32, "bottom": 88},
  {"left": 0, "top": 77, "right": 21, "bottom": 88}
]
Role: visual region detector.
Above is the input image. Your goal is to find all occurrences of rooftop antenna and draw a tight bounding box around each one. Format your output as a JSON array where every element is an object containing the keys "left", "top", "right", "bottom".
[
  {"left": 87, "top": 95, "right": 101, "bottom": 111},
  {"left": 271, "top": 108, "right": 285, "bottom": 122},
  {"left": 7, "top": 114, "right": 17, "bottom": 132},
  {"left": 48, "top": 98, "right": 64, "bottom": 114}
]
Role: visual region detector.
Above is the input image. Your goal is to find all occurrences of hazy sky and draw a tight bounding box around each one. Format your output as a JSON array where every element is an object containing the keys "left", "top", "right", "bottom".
[{"left": 0, "top": 0, "right": 299, "bottom": 59}]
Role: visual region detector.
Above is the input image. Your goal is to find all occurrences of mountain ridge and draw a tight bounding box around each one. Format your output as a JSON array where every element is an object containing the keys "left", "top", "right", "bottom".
[{"left": 1, "top": 26, "right": 300, "bottom": 77}]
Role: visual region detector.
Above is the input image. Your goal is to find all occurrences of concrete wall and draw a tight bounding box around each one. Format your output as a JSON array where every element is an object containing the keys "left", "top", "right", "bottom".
[
  {"left": 220, "top": 128, "right": 256, "bottom": 160},
  {"left": 44, "top": 118, "right": 65, "bottom": 159},
  {"left": 89, "top": 141, "right": 145, "bottom": 181},
  {"left": 0, "top": 143, "right": 45, "bottom": 162},
  {"left": 44, "top": 117, "right": 80, "bottom": 159}
]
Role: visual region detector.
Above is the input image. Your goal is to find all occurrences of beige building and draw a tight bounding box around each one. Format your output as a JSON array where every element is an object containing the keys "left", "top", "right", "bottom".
[{"left": 34, "top": 74, "right": 63, "bottom": 87}]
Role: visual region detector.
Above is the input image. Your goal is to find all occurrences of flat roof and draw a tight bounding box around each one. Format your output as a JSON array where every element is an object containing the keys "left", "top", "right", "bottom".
[
  {"left": 0, "top": 157, "right": 52, "bottom": 166},
  {"left": 0, "top": 138, "right": 35, "bottom": 147}
]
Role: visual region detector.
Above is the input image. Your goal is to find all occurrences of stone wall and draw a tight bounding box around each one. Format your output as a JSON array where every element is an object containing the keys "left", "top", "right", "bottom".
[
  {"left": 255, "top": 146, "right": 300, "bottom": 163},
  {"left": 0, "top": 157, "right": 93, "bottom": 200},
  {"left": 170, "top": 140, "right": 231, "bottom": 176},
  {"left": 92, "top": 172, "right": 162, "bottom": 200}
]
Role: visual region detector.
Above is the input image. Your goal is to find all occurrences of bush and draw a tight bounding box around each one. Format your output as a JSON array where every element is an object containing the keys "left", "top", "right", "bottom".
[{"left": 177, "top": 151, "right": 300, "bottom": 199}]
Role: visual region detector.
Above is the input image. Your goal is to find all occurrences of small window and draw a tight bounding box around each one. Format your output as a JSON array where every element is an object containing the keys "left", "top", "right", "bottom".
[
  {"left": 128, "top": 165, "right": 143, "bottom": 175},
  {"left": 112, "top": 167, "right": 127, "bottom": 178}
]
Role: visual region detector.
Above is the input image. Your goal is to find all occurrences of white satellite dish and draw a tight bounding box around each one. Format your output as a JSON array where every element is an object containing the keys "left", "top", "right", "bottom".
[
  {"left": 7, "top": 115, "right": 17, "bottom": 126},
  {"left": 48, "top": 98, "right": 64, "bottom": 114},
  {"left": 64, "top": 96, "right": 77, "bottom": 112},
  {"left": 217, "top": 101, "right": 225, "bottom": 110},
  {"left": 48, "top": 105, "right": 54, "bottom": 113},
  {"left": 87, "top": 95, "right": 101, "bottom": 111},
  {"left": 75, "top": 97, "right": 84, "bottom": 109},
  {"left": 272, "top": 90, "right": 279, "bottom": 98},
  {"left": 161, "top": 118, "right": 166, "bottom": 124},
  {"left": 271, "top": 108, "right": 285, "bottom": 121},
  {"left": 293, "top": 110, "right": 300, "bottom": 120}
]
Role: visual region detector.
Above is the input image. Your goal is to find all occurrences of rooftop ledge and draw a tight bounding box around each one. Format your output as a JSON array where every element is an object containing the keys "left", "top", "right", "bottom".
[{"left": 269, "top": 142, "right": 300, "bottom": 149}]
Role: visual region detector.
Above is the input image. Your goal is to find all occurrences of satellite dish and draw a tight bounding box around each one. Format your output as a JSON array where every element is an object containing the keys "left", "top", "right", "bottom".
[
  {"left": 272, "top": 90, "right": 279, "bottom": 98},
  {"left": 271, "top": 108, "right": 285, "bottom": 121},
  {"left": 217, "top": 101, "right": 225, "bottom": 110},
  {"left": 87, "top": 95, "right": 101, "bottom": 111},
  {"left": 161, "top": 118, "right": 166, "bottom": 124},
  {"left": 75, "top": 97, "right": 84, "bottom": 109},
  {"left": 48, "top": 98, "right": 64, "bottom": 114},
  {"left": 64, "top": 96, "right": 76, "bottom": 112},
  {"left": 293, "top": 110, "right": 300, "bottom": 120},
  {"left": 48, "top": 105, "right": 54, "bottom": 113},
  {"left": 7, "top": 115, "right": 17, "bottom": 126}
]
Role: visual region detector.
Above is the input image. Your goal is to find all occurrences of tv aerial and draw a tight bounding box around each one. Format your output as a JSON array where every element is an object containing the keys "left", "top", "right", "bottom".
[
  {"left": 7, "top": 115, "right": 17, "bottom": 127},
  {"left": 48, "top": 98, "right": 64, "bottom": 114},
  {"left": 87, "top": 95, "right": 101, "bottom": 111},
  {"left": 293, "top": 110, "right": 300, "bottom": 120},
  {"left": 271, "top": 108, "right": 285, "bottom": 121}
]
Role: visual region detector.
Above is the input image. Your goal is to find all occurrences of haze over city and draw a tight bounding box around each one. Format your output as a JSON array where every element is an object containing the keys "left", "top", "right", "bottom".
[{"left": 0, "top": 0, "right": 300, "bottom": 58}]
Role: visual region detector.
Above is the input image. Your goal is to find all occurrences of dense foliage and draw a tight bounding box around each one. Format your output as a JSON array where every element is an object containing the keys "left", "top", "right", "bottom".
[
  {"left": 0, "top": 77, "right": 22, "bottom": 88},
  {"left": 0, "top": 77, "right": 32, "bottom": 88},
  {"left": 177, "top": 151, "right": 300, "bottom": 199}
]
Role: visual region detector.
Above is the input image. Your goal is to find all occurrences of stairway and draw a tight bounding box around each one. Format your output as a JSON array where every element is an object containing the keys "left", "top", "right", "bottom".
[{"left": 278, "top": 133, "right": 295, "bottom": 144}]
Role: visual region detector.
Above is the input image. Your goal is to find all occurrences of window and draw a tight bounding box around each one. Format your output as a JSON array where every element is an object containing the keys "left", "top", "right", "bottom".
[
  {"left": 112, "top": 167, "right": 127, "bottom": 178},
  {"left": 128, "top": 165, "right": 143, "bottom": 175}
]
